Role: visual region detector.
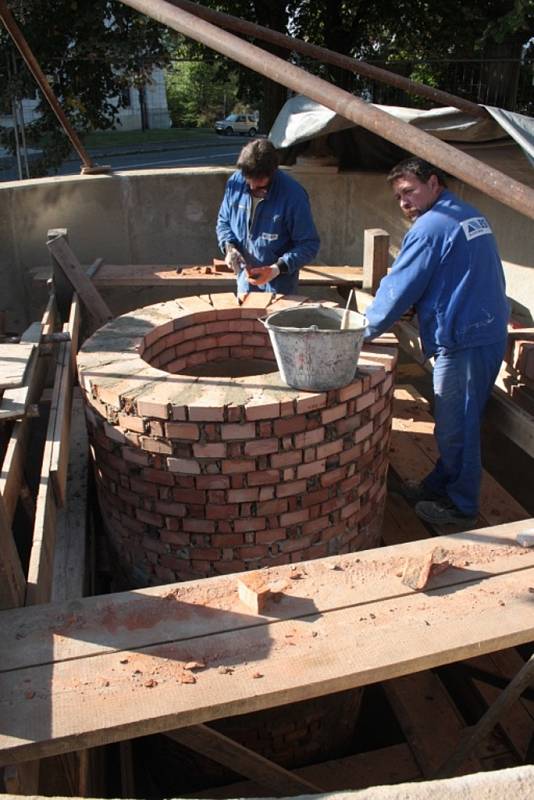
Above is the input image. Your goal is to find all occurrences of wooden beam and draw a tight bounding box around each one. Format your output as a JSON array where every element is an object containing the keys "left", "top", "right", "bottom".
[
  {"left": 0, "top": 343, "right": 35, "bottom": 389},
  {"left": 46, "top": 234, "right": 112, "bottom": 327},
  {"left": 362, "top": 228, "right": 389, "bottom": 294},
  {"left": 166, "top": 725, "right": 322, "bottom": 795},
  {"left": 0, "top": 490, "right": 25, "bottom": 610},
  {"left": 437, "top": 655, "right": 534, "bottom": 778},
  {"left": 51, "top": 390, "right": 88, "bottom": 603}
]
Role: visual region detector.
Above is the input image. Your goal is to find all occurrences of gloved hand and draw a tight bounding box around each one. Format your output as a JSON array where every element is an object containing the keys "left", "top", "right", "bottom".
[
  {"left": 224, "top": 244, "right": 245, "bottom": 275},
  {"left": 247, "top": 264, "right": 280, "bottom": 286}
]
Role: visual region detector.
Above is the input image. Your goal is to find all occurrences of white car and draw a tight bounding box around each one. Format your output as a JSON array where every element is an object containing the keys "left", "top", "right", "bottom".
[{"left": 214, "top": 113, "right": 258, "bottom": 136}]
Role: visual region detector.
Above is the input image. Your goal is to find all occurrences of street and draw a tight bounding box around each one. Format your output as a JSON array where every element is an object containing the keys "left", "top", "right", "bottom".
[{"left": 0, "top": 137, "right": 245, "bottom": 182}]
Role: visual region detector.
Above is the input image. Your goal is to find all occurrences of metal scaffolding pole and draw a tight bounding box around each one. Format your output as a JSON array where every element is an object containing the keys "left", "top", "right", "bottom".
[{"left": 119, "top": 0, "right": 534, "bottom": 222}]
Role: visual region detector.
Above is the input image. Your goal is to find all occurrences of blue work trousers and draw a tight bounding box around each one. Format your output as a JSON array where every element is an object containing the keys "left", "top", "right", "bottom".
[{"left": 423, "top": 340, "right": 506, "bottom": 516}]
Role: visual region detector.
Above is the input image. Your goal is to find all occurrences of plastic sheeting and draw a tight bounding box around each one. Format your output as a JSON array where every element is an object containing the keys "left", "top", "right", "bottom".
[{"left": 269, "top": 95, "right": 534, "bottom": 170}]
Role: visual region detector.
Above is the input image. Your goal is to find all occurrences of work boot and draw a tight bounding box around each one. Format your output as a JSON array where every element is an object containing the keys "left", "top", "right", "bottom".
[
  {"left": 415, "top": 499, "right": 478, "bottom": 527},
  {"left": 398, "top": 480, "right": 446, "bottom": 503}
]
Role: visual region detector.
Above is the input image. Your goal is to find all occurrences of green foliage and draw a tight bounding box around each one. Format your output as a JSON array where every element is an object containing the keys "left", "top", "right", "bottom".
[
  {"left": 0, "top": 0, "right": 175, "bottom": 175},
  {"left": 165, "top": 57, "right": 239, "bottom": 127}
]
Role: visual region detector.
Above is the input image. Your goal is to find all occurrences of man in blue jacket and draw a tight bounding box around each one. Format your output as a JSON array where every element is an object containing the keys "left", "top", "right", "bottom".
[
  {"left": 216, "top": 138, "right": 320, "bottom": 293},
  {"left": 365, "top": 157, "right": 509, "bottom": 526}
]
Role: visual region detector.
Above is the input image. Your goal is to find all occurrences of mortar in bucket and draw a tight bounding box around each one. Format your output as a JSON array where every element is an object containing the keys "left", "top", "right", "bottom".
[{"left": 262, "top": 304, "right": 367, "bottom": 391}]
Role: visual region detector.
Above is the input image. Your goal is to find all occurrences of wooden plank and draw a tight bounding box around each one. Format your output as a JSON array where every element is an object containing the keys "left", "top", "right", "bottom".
[
  {"left": 46, "top": 234, "right": 112, "bottom": 327},
  {"left": 390, "top": 385, "right": 530, "bottom": 529},
  {"left": 33, "top": 264, "right": 364, "bottom": 288},
  {"left": 384, "top": 671, "right": 483, "bottom": 777},
  {"left": 2, "top": 521, "right": 534, "bottom": 763},
  {"left": 363, "top": 228, "right": 389, "bottom": 294},
  {"left": 166, "top": 725, "right": 322, "bottom": 795},
  {"left": 0, "top": 347, "right": 39, "bottom": 421},
  {"left": 0, "top": 491, "right": 25, "bottom": 610},
  {"left": 3, "top": 518, "right": 533, "bottom": 673},
  {"left": 466, "top": 651, "right": 534, "bottom": 760},
  {"left": 0, "top": 343, "right": 35, "bottom": 389},
  {"left": 2, "top": 566, "right": 534, "bottom": 765},
  {"left": 25, "top": 343, "right": 67, "bottom": 605},
  {"left": 49, "top": 338, "right": 73, "bottom": 508},
  {"left": 0, "top": 306, "right": 56, "bottom": 526},
  {"left": 51, "top": 390, "right": 88, "bottom": 603},
  {"left": 185, "top": 743, "right": 420, "bottom": 798}
]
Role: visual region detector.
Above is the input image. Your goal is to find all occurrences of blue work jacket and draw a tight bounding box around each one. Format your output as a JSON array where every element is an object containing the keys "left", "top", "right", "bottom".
[
  {"left": 216, "top": 168, "right": 320, "bottom": 294},
  {"left": 365, "top": 190, "right": 509, "bottom": 357}
]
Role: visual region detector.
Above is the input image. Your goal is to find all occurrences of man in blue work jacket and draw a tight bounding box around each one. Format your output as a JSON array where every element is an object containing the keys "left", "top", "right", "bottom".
[
  {"left": 365, "top": 157, "right": 509, "bottom": 526},
  {"left": 216, "top": 138, "right": 320, "bottom": 293}
]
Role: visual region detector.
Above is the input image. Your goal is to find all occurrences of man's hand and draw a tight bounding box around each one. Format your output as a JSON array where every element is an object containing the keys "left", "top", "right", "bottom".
[
  {"left": 224, "top": 244, "right": 245, "bottom": 275},
  {"left": 247, "top": 264, "right": 280, "bottom": 286}
]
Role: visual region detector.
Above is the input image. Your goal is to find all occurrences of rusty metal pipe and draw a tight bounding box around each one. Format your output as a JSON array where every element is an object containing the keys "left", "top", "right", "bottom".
[
  {"left": 170, "top": 0, "right": 485, "bottom": 119},
  {"left": 0, "top": 0, "right": 95, "bottom": 170},
  {"left": 119, "top": 0, "right": 534, "bottom": 222}
]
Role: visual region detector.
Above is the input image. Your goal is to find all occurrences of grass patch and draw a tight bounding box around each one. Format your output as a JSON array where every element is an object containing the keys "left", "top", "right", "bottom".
[{"left": 82, "top": 127, "right": 213, "bottom": 148}]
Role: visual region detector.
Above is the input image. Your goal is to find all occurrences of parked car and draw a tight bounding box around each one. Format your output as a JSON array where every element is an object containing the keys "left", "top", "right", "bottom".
[{"left": 214, "top": 113, "right": 258, "bottom": 136}]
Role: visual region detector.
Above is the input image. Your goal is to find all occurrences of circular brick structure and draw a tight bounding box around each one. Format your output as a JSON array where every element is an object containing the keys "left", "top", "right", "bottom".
[{"left": 78, "top": 292, "right": 397, "bottom": 588}]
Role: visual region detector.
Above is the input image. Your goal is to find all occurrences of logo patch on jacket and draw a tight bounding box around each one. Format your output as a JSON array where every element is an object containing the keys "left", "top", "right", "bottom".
[
  {"left": 261, "top": 233, "right": 279, "bottom": 241},
  {"left": 460, "top": 217, "right": 492, "bottom": 240}
]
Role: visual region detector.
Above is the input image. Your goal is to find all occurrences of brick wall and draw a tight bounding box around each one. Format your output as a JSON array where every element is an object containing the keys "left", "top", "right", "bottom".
[{"left": 78, "top": 293, "right": 397, "bottom": 588}]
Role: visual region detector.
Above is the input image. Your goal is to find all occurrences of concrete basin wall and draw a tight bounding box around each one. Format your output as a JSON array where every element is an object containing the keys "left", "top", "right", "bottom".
[{"left": 1, "top": 166, "right": 533, "bottom": 329}]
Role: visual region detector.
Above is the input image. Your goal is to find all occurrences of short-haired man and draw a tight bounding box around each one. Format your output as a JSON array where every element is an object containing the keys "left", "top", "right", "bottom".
[
  {"left": 365, "top": 157, "right": 509, "bottom": 526},
  {"left": 216, "top": 138, "right": 320, "bottom": 293}
]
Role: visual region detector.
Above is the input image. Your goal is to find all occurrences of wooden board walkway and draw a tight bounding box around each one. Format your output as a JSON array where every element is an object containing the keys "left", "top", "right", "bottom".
[{"left": 1, "top": 517, "right": 534, "bottom": 767}]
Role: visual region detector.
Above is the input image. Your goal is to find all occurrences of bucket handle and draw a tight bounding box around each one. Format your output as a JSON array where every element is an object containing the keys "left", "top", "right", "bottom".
[{"left": 340, "top": 289, "right": 357, "bottom": 330}]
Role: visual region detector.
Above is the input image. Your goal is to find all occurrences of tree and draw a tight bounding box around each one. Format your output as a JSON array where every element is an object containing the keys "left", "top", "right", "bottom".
[
  {"left": 0, "top": 0, "right": 175, "bottom": 176},
  {"left": 165, "top": 56, "right": 239, "bottom": 127}
]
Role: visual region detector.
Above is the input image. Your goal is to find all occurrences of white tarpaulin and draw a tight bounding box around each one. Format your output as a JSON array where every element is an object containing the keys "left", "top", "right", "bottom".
[{"left": 269, "top": 95, "right": 534, "bottom": 169}]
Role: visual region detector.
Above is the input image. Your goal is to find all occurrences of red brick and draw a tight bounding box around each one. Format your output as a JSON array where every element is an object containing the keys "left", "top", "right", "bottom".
[
  {"left": 117, "top": 414, "right": 146, "bottom": 434},
  {"left": 136, "top": 509, "right": 164, "bottom": 527},
  {"left": 211, "top": 533, "right": 244, "bottom": 547},
  {"left": 222, "top": 458, "right": 256, "bottom": 474},
  {"left": 161, "top": 530, "right": 190, "bottom": 546},
  {"left": 270, "top": 450, "right": 303, "bottom": 469},
  {"left": 279, "top": 535, "right": 311, "bottom": 553},
  {"left": 320, "top": 495, "right": 345, "bottom": 515},
  {"left": 341, "top": 499, "right": 361, "bottom": 520},
  {"left": 171, "top": 489, "right": 206, "bottom": 509},
  {"left": 339, "top": 444, "right": 363, "bottom": 466},
  {"left": 234, "top": 517, "right": 267, "bottom": 532},
  {"left": 239, "top": 545, "right": 269, "bottom": 560},
  {"left": 244, "top": 438, "right": 279, "bottom": 456},
  {"left": 190, "top": 547, "right": 221, "bottom": 561},
  {"left": 302, "top": 487, "right": 329, "bottom": 508},
  {"left": 320, "top": 466, "right": 347, "bottom": 488},
  {"left": 221, "top": 422, "right": 256, "bottom": 440},
  {"left": 154, "top": 500, "right": 187, "bottom": 517},
  {"left": 247, "top": 469, "right": 280, "bottom": 486},
  {"left": 256, "top": 528, "right": 285, "bottom": 545},
  {"left": 139, "top": 467, "right": 174, "bottom": 486},
  {"left": 130, "top": 477, "right": 158, "bottom": 498},
  {"left": 354, "top": 421, "right": 374, "bottom": 444},
  {"left": 182, "top": 518, "right": 216, "bottom": 533},
  {"left": 338, "top": 379, "right": 364, "bottom": 402},
  {"left": 206, "top": 504, "right": 239, "bottom": 519},
  {"left": 276, "top": 479, "right": 307, "bottom": 498},
  {"left": 294, "top": 427, "right": 325, "bottom": 448},
  {"left": 280, "top": 508, "right": 310, "bottom": 526},
  {"left": 296, "top": 459, "right": 326, "bottom": 480},
  {"left": 193, "top": 442, "right": 227, "bottom": 458},
  {"left": 274, "top": 415, "right": 307, "bottom": 436},
  {"left": 227, "top": 488, "right": 259, "bottom": 503},
  {"left": 140, "top": 436, "right": 173, "bottom": 455},
  {"left": 295, "top": 393, "right": 327, "bottom": 413},
  {"left": 245, "top": 403, "right": 280, "bottom": 422},
  {"left": 302, "top": 516, "right": 329, "bottom": 536},
  {"left": 316, "top": 439, "right": 344, "bottom": 460},
  {"left": 256, "top": 498, "right": 288, "bottom": 515},
  {"left": 166, "top": 457, "right": 201, "bottom": 474},
  {"left": 165, "top": 422, "right": 200, "bottom": 440}
]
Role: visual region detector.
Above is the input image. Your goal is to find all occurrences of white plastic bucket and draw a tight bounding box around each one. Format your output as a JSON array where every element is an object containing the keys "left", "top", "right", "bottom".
[{"left": 262, "top": 304, "right": 367, "bottom": 391}]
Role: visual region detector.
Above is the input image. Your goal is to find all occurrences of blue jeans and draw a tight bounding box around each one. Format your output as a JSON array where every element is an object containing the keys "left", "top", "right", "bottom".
[{"left": 423, "top": 340, "right": 506, "bottom": 516}]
